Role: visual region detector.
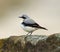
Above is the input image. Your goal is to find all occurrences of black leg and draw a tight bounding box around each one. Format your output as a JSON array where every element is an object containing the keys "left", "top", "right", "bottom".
[
  {"left": 26, "top": 32, "right": 30, "bottom": 35},
  {"left": 25, "top": 32, "right": 30, "bottom": 40},
  {"left": 25, "top": 31, "right": 33, "bottom": 40},
  {"left": 30, "top": 31, "right": 33, "bottom": 35}
]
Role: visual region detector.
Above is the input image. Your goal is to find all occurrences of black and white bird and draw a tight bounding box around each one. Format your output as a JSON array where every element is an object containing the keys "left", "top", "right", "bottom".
[{"left": 19, "top": 14, "right": 48, "bottom": 35}]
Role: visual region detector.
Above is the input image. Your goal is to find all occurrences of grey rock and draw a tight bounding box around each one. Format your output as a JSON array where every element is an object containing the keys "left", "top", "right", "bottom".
[{"left": 0, "top": 33, "right": 60, "bottom": 52}]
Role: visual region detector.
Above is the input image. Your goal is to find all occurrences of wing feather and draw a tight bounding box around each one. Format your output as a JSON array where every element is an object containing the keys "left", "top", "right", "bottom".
[{"left": 22, "top": 19, "right": 48, "bottom": 30}]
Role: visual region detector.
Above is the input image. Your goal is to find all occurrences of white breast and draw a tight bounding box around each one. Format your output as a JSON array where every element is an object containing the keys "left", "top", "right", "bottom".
[{"left": 20, "top": 24, "right": 38, "bottom": 32}]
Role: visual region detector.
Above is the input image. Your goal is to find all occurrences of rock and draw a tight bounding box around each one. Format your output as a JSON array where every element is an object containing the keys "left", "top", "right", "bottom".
[
  {"left": 0, "top": 33, "right": 60, "bottom": 52},
  {"left": 0, "top": 39, "right": 6, "bottom": 52},
  {"left": 46, "top": 33, "right": 60, "bottom": 52}
]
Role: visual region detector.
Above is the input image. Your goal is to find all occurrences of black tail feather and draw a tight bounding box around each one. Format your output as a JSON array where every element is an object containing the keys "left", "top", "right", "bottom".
[{"left": 39, "top": 27, "right": 48, "bottom": 30}]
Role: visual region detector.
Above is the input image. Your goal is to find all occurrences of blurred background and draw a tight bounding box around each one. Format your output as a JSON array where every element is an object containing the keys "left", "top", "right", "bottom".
[{"left": 0, "top": 0, "right": 60, "bottom": 38}]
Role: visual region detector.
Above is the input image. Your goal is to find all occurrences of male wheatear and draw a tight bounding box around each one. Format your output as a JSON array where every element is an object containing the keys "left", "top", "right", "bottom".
[{"left": 19, "top": 14, "right": 48, "bottom": 35}]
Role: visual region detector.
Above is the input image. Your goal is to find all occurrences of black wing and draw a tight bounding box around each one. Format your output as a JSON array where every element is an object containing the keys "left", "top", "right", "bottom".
[{"left": 22, "top": 22, "right": 48, "bottom": 30}]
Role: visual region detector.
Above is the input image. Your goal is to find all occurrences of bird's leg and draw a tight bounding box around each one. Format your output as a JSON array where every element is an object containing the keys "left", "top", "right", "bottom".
[
  {"left": 25, "top": 32, "right": 30, "bottom": 40},
  {"left": 30, "top": 31, "right": 33, "bottom": 35},
  {"left": 26, "top": 32, "right": 30, "bottom": 35},
  {"left": 25, "top": 31, "right": 33, "bottom": 40}
]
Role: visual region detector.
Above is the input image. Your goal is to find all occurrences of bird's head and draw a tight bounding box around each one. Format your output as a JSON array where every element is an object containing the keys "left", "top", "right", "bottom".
[{"left": 19, "top": 14, "right": 30, "bottom": 19}]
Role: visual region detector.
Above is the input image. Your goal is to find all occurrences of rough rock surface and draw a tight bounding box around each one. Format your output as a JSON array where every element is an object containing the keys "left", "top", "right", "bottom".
[{"left": 0, "top": 33, "right": 60, "bottom": 52}]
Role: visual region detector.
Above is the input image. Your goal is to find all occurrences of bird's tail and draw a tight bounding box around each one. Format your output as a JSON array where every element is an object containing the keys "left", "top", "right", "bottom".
[{"left": 39, "top": 27, "right": 48, "bottom": 30}]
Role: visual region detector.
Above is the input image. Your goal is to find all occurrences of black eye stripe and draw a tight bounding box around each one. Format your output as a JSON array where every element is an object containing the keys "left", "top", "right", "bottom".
[{"left": 22, "top": 16, "right": 26, "bottom": 19}]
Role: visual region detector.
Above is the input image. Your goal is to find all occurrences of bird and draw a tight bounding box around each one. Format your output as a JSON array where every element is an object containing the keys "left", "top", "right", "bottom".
[{"left": 19, "top": 14, "right": 48, "bottom": 35}]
